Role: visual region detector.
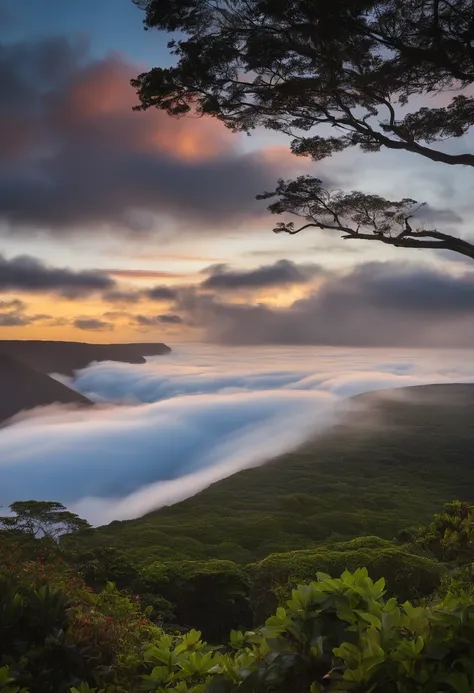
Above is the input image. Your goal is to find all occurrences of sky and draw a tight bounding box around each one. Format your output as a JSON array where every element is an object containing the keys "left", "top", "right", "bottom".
[
  {"left": 1, "top": 343, "right": 474, "bottom": 525},
  {"left": 1, "top": 0, "right": 474, "bottom": 346}
]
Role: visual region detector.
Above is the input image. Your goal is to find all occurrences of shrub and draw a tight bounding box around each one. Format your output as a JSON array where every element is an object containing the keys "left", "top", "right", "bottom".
[
  {"left": 139, "top": 560, "right": 252, "bottom": 642},
  {"left": 416, "top": 500, "right": 474, "bottom": 563},
  {"left": 0, "top": 545, "right": 154, "bottom": 693},
  {"left": 246, "top": 545, "right": 445, "bottom": 622}
]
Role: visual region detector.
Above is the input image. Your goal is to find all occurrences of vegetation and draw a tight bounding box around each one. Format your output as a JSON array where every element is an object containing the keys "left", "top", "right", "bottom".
[
  {"left": 0, "top": 502, "right": 91, "bottom": 541},
  {"left": 246, "top": 539, "right": 446, "bottom": 623},
  {"left": 415, "top": 500, "right": 474, "bottom": 563},
  {"left": 3, "top": 520, "right": 474, "bottom": 693},
  {"left": 3, "top": 395, "right": 474, "bottom": 690},
  {"left": 68, "top": 386, "right": 474, "bottom": 564},
  {"left": 132, "top": 0, "right": 474, "bottom": 262}
]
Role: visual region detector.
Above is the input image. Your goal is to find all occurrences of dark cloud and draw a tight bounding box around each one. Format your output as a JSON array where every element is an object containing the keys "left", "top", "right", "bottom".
[
  {"left": 156, "top": 314, "right": 183, "bottom": 324},
  {"left": 0, "top": 253, "right": 114, "bottom": 297},
  {"left": 178, "top": 262, "right": 474, "bottom": 347},
  {"left": 0, "top": 313, "right": 29, "bottom": 326},
  {"left": 134, "top": 315, "right": 157, "bottom": 327},
  {"left": 201, "top": 260, "right": 323, "bottom": 291},
  {"left": 145, "top": 286, "right": 177, "bottom": 301},
  {"left": 0, "top": 37, "right": 302, "bottom": 237},
  {"left": 133, "top": 314, "right": 183, "bottom": 327},
  {"left": 0, "top": 298, "right": 24, "bottom": 311},
  {"left": 340, "top": 262, "right": 474, "bottom": 314},
  {"left": 103, "top": 289, "right": 142, "bottom": 304},
  {"left": 0, "top": 299, "right": 51, "bottom": 327},
  {"left": 102, "top": 310, "right": 132, "bottom": 320},
  {"left": 74, "top": 318, "right": 112, "bottom": 331},
  {"left": 103, "top": 285, "right": 177, "bottom": 304}
]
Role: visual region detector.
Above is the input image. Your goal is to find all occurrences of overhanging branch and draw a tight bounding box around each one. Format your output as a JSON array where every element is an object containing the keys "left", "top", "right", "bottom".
[{"left": 276, "top": 221, "right": 474, "bottom": 260}]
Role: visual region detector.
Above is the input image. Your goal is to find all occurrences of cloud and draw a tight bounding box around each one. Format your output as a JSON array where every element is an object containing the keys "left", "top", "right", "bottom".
[
  {"left": 0, "top": 388, "right": 340, "bottom": 525},
  {"left": 201, "top": 260, "right": 323, "bottom": 291},
  {"left": 108, "top": 270, "right": 181, "bottom": 280},
  {"left": 103, "top": 289, "right": 142, "bottom": 304},
  {"left": 145, "top": 286, "right": 178, "bottom": 301},
  {"left": 3, "top": 344, "right": 474, "bottom": 525},
  {"left": 0, "top": 298, "right": 51, "bottom": 327},
  {"left": 102, "top": 285, "right": 178, "bottom": 305},
  {"left": 0, "top": 313, "right": 29, "bottom": 326},
  {"left": 156, "top": 314, "right": 183, "bottom": 324},
  {"left": 178, "top": 262, "right": 474, "bottom": 347},
  {"left": 73, "top": 318, "right": 112, "bottom": 331},
  {"left": 133, "top": 313, "right": 183, "bottom": 327},
  {"left": 415, "top": 204, "right": 463, "bottom": 225},
  {"left": 63, "top": 348, "right": 474, "bottom": 405},
  {"left": 0, "top": 299, "right": 24, "bottom": 311},
  {"left": 0, "top": 253, "right": 114, "bottom": 297},
  {"left": 0, "top": 36, "right": 304, "bottom": 236}
]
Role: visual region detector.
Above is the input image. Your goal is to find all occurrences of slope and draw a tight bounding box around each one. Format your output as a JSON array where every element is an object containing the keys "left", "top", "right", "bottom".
[
  {"left": 80, "top": 383, "right": 474, "bottom": 564},
  {"left": 0, "top": 340, "right": 171, "bottom": 375},
  {"left": 0, "top": 352, "right": 92, "bottom": 423}
]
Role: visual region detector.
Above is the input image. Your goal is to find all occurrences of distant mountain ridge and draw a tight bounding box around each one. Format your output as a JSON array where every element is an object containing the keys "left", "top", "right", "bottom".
[
  {"left": 0, "top": 352, "right": 92, "bottom": 424},
  {"left": 0, "top": 340, "right": 171, "bottom": 375}
]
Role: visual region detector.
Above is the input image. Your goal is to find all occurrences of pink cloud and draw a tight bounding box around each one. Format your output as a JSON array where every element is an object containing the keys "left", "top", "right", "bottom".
[{"left": 50, "top": 55, "right": 236, "bottom": 162}]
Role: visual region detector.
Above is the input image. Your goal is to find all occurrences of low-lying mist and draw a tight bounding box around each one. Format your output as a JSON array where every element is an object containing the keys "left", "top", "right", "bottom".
[{"left": 1, "top": 344, "right": 474, "bottom": 525}]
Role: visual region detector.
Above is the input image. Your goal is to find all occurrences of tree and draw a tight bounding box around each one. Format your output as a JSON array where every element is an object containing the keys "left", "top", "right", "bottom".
[
  {"left": 416, "top": 500, "right": 474, "bottom": 562},
  {"left": 131, "top": 0, "right": 474, "bottom": 260},
  {"left": 0, "top": 501, "right": 91, "bottom": 541}
]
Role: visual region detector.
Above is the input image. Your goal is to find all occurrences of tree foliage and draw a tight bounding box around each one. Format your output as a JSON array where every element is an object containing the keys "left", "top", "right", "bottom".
[
  {"left": 5, "top": 544, "right": 474, "bottom": 693},
  {"left": 0, "top": 501, "right": 91, "bottom": 541},
  {"left": 415, "top": 500, "right": 474, "bottom": 563},
  {"left": 132, "top": 0, "right": 474, "bottom": 260}
]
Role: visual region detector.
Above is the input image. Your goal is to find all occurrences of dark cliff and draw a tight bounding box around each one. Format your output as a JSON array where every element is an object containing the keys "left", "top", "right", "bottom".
[
  {"left": 0, "top": 340, "right": 171, "bottom": 375},
  {"left": 0, "top": 352, "right": 92, "bottom": 423}
]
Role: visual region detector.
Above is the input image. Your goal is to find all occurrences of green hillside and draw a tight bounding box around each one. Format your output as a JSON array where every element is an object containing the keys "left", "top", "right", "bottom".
[{"left": 78, "top": 383, "right": 474, "bottom": 564}]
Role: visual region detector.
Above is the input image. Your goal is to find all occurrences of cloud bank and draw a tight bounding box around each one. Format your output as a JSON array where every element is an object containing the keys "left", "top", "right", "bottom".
[
  {"left": 0, "top": 387, "right": 340, "bottom": 525},
  {"left": 0, "top": 253, "right": 114, "bottom": 297},
  {"left": 0, "top": 36, "right": 304, "bottom": 236},
  {"left": 3, "top": 256, "right": 474, "bottom": 348},
  {"left": 1, "top": 344, "right": 474, "bottom": 526},
  {"left": 201, "top": 260, "right": 323, "bottom": 291},
  {"left": 177, "top": 261, "right": 474, "bottom": 347}
]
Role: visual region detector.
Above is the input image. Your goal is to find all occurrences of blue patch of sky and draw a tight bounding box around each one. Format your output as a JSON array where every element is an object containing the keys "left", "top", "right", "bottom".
[{"left": 0, "top": 0, "right": 174, "bottom": 66}]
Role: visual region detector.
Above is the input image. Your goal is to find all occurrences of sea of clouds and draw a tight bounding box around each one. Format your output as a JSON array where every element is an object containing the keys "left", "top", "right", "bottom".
[{"left": 1, "top": 343, "right": 474, "bottom": 525}]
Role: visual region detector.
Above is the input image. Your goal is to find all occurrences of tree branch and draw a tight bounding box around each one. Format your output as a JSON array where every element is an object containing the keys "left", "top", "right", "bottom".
[{"left": 276, "top": 219, "right": 474, "bottom": 260}]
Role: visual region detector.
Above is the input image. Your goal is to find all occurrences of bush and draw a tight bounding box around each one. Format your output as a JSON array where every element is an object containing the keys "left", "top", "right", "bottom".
[
  {"left": 204, "top": 567, "right": 474, "bottom": 692},
  {"left": 5, "top": 559, "right": 474, "bottom": 693},
  {"left": 246, "top": 545, "right": 446, "bottom": 622},
  {"left": 139, "top": 560, "right": 253, "bottom": 642},
  {"left": 0, "top": 544, "right": 155, "bottom": 693},
  {"left": 415, "top": 500, "right": 474, "bottom": 563}
]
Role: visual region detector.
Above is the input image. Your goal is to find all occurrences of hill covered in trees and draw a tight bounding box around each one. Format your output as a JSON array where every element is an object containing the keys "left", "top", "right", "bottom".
[{"left": 78, "top": 383, "right": 474, "bottom": 564}]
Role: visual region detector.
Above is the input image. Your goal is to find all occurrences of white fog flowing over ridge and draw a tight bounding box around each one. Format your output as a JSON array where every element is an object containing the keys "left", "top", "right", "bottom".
[{"left": 1, "top": 344, "right": 474, "bottom": 526}]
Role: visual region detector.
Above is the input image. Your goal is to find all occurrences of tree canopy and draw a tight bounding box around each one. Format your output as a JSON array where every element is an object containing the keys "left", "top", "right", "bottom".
[
  {"left": 0, "top": 500, "right": 91, "bottom": 541},
  {"left": 132, "top": 0, "right": 474, "bottom": 259}
]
